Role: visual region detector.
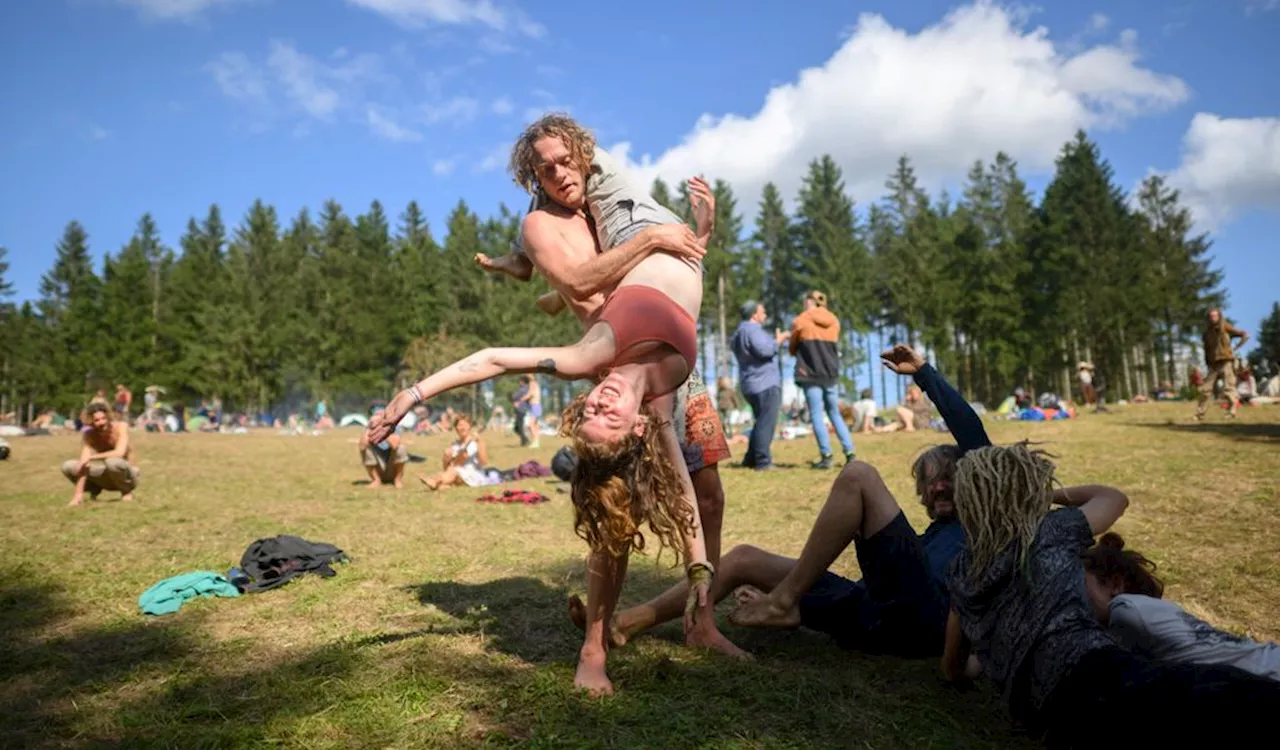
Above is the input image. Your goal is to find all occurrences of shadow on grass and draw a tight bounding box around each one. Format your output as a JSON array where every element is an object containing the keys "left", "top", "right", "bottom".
[
  {"left": 1129, "top": 419, "right": 1280, "bottom": 444},
  {"left": 2, "top": 559, "right": 1034, "bottom": 749},
  {"left": 0, "top": 565, "right": 204, "bottom": 747}
]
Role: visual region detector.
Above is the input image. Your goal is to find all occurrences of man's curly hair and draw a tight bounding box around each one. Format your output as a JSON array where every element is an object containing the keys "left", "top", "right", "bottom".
[
  {"left": 509, "top": 113, "right": 596, "bottom": 196},
  {"left": 559, "top": 392, "right": 694, "bottom": 565}
]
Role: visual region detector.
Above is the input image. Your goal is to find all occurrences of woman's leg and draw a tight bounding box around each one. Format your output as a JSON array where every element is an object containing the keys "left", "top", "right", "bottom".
[{"left": 576, "top": 548, "right": 629, "bottom": 696}]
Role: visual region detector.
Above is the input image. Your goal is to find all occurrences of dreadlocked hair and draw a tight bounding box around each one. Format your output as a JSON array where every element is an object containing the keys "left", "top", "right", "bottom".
[
  {"left": 1082, "top": 533, "right": 1165, "bottom": 599},
  {"left": 509, "top": 113, "right": 596, "bottom": 196},
  {"left": 954, "top": 442, "right": 1058, "bottom": 582},
  {"left": 559, "top": 393, "right": 695, "bottom": 565}
]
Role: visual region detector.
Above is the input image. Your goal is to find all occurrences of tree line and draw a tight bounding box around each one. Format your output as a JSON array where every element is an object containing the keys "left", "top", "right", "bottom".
[{"left": 0, "top": 129, "right": 1249, "bottom": 421}]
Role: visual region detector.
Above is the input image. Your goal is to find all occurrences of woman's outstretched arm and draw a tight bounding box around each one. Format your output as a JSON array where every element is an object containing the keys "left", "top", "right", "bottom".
[{"left": 369, "top": 326, "right": 614, "bottom": 443}]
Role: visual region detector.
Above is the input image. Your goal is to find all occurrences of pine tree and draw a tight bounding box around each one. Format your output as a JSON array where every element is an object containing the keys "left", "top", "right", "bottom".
[
  {"left": 101, "top": 221, "right": 161, "bottom": 386},
  {"left": 1248, "top": 302, "right": 1280, "bottom": 379},
  {"left": 651, "top": 178, "right": 675, "bottom": 212},
  {"left": 164, "top": 206, "right": 230, "bottom": 401},
  {"left": 394, "top": 201, "right": 444, "bottom": 339},
  {"left": 752, "top": 183, "right": 802, "bottom": 330},
  {"left": 703, "top": 179, "right": 744, "bottom": 376},
  {"left": 38, "top": 221, "right": 103, "bottom": 410}
]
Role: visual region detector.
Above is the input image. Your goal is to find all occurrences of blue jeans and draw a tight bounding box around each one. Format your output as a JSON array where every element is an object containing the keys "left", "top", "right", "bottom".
[
  {"left": 743, "top": 385, "right": 781, "bottom": 468},
  {"left": 804, "top": 384, "right": 854, "bottom": 457}
]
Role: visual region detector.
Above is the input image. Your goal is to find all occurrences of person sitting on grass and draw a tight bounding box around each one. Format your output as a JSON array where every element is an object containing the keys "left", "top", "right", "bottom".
[
  {"left": 644, "top": 345, "right": 986, "bottom": 662},
  {"left": 940, "top": 444, "right": 1280, "bottom": 747},
  {"left": 61, "top": 403, "right": 140, "bottom": 507},
  {"left": 357, "top": 404, "right": 407, "bottom": 489},
  {"left": 419, "top": 415, "right": 497, "bottom": 490},
  {"left": 1081, "top": 532, "right": 1280, "bottom": 682}
]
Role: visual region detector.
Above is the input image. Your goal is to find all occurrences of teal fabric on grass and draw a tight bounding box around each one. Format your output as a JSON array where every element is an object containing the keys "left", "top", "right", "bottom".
[{"left": 139, "top": 570, "right": 240, "bottom": 616}]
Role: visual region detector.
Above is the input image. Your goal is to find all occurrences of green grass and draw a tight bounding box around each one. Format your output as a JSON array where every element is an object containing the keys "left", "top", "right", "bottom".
[{"left": 3, "top": 403, "right": 1279, "bottom": 748}]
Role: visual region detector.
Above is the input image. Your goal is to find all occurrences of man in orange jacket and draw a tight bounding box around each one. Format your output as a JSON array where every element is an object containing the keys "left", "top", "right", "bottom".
[{"left": 790, "top": 290, "right": 855, "bottom": 469}]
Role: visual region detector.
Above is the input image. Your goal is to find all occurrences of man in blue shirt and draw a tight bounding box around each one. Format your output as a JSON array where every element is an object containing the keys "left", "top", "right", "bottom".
[
  {"left": 730, "top": 300, "right": 788, "bottom": 471},
  {"left": 715, "top": 344, "right": 990, "bottom": 657}
]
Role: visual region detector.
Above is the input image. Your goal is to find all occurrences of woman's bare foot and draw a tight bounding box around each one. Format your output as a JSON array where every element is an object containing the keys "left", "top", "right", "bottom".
[
  {"left": 686, "top": 620, "right": 752, "bottom": 660},
  {"left": 574, "top": 648, "right": 614, "bottom": 697},
  {"left": 728, "top": 586, "right": 801, "bottom": 629},
  {"left": 567, "top": 594, "right": 628, "bottom": 648},
  {"left": 67, "top": 494, "right": 84, "bottom": 507},
  {"left": 418, "top": 475, "right": 440, "bottom": 490},
  {"left": 120, "top": 492, "right": 135, "bottom": 502}
]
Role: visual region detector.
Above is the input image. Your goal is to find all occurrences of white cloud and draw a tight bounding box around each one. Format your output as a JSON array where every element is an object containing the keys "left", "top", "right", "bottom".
[
  {"left": 604, "top": 1, "right": 1189, "bottom": 213},
  {"left": 490, "top": 97, "right": 513, "bottom": 115},
  {"left": 345, "top": 0, "right": 544, "bottom": 36},
  {"left": 117, "top": 0, "right": 245, "bottom": 22},
  {"left": 367, "top": 106, "right": 422, "bottom": 142},
  {"left": 1166, "top": 113, "right": 1280, "bottom": 229},
  {"left": 420, "top": 96, "right": 479, "bottom": 125},
  {"left": 88, "top": 124, "right": 111, "bottom": 141},
  {"left": 432, "top": 158, "right": 457, "bottom": 176},
  {"left": 205, "top": 51, "right": 270, "bottom": 104},
  {"left": 1245, "top": 0, "right": 1279, "bottom": 15},
  {"left": 476, "top": 143, "right": 508, "bottom": 173},
  {"left": 267, "top": 41, "right": 342, "bottom": 119},
  {"left": 1089, "top": 13, "right": 1110, "bottom": 31}
]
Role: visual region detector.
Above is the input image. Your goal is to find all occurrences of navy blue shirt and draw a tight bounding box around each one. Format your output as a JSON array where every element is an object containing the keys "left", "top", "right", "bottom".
[{"left": 912, "top": 363, "right": 990, "bottom": 592}]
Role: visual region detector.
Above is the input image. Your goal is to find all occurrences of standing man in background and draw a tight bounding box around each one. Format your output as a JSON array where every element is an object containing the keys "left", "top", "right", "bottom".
[
  {"left": 790, "top": 290, "right": 855, "bottom": 469},
  {"left": 113, "top": 384, "right": 132, "bottom": 421},
  {"left": 731, "top": 300, "right": 788, "bottom": 471},
  {"left": 1197, "top": 308, "right": 1249, "bottom": 420}
]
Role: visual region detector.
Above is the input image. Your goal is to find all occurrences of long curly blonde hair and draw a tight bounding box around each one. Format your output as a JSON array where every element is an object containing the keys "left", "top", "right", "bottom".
[
  {"left": 509, "top": 113, "right": 596, "bottom": 196},
  {"left": 954, "top": 442, "right": 1058, "bottom": 581},
  {"left": 559, "top": 393, "right": 694, "bottom": 564}
]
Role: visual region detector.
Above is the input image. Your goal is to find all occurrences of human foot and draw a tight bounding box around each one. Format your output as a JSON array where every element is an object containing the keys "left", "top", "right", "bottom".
[
  {"left": 121, "top": 492, "right": 135, "bottom": 502},
  {"left": 367, "top": 480, "right": 383, "bottom": 490},
  {"left": 686, "top": 621, "right": 752, "bottom": 660},
  {"left": 728, "top": 586, "right": 801, "bottom": 629},
  {"left": 574, "top": 649, "right": 614, "bottom": 697},
  {"left": 67, "top": 494, "right": 84, "bottom": 507},
  {"left": 393, "top": 479, "right": 404, "bottom": 489},
  {"left": 567, "top": 594, "right": 628, "bottom": 648},
  {"left": 418, "top": 475, "right": 441, "bottom": 490}
]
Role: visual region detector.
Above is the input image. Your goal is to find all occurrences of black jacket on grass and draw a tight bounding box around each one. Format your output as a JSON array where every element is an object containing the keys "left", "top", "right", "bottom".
[{"left": 239, "top": 535, "right": 348, "bottom": 593}]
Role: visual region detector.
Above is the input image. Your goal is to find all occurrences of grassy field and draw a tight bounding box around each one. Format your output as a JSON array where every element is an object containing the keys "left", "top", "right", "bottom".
[{"left": 3, "top": 402, "right": 1278, "bottom": 749}]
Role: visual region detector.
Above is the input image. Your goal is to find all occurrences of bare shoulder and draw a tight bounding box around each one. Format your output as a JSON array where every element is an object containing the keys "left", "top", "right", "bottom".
[{"left": 520, "top": 210, "right": 560, "bottom": 249}]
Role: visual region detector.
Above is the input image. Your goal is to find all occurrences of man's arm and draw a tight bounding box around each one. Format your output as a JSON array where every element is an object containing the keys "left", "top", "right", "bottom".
[
  {"left": 522, "top": 217, "right": 702, "bottom": 301},
  {"left": 1051, "top": 484, "right": 1129, "bottom": 536},
  {"left": 1226, "top": 323, "right": 1249, "bottom": 345},
  {"left": 914, "top": 364, "right": 990, "bottom": 453},
  {"left": 746, "top": 325, "right": 778, "bottom": 360}
]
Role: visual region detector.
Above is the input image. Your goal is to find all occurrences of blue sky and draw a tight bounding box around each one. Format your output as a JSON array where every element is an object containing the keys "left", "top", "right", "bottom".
[{"left": 2, "top": 0, "right": 1277, "bottom": 365}]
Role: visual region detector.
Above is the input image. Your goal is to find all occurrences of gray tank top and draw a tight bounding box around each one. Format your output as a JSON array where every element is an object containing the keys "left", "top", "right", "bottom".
[{"left": 513, "top": 149, "right": 682, "bottom": 254}]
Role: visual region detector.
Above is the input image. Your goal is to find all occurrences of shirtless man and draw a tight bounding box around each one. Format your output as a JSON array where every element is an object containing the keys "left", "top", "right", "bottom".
[
  {"left": 62, "top": 403, "right": 140, "bottom": 506},
  {"left": 484, "top": 114, "right": 740, "bottom": 658}
]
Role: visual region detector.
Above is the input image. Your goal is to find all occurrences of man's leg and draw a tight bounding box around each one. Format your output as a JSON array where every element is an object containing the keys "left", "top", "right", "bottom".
[
  {"left": 576, "top": 549, "right": 628, "bottom": 696},
  {"left": 1195, "top": 369, "right": 1216, "bottom": 419},
  {"left": 741, "top": 391, "right": 764, "bottom": 467},
  {"left": 97, "top": 458, "right": 137, "bottom": 500},
  {"left": 1220, "top": 363, "right": 1240, "bottom": 416},
  {"left": 754, "top": 386, "right": 782, "bottom": 468},
  {"left": 804, "top": 385, "right": 833, "bottom": 462},
  {"left": 360, "top": 446, "right": 385, "bottom": 488},
  {"left": 730, "top": 460, "right": 903, "bottom": 628},
  {"left": 824, "top": 386, "right": 855, "bottom": 459}
]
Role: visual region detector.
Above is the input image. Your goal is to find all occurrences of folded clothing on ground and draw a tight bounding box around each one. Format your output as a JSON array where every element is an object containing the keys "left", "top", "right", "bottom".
[{"left": 240, "top": 535, "right": 349, "bottom": 593}]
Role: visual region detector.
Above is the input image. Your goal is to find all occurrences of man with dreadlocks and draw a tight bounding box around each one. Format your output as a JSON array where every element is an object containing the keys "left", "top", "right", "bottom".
[
  {"left": 716, "top": 344, "right": 987, "bottom": 659},
  {"left": 941, "top": 444, "right": 1280, "bottom": 747}
]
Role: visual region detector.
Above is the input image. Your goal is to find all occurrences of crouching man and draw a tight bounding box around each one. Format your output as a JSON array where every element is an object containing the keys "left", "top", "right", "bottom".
[{"left": 63, "top": 403, "right": 140, "bottom": 506}]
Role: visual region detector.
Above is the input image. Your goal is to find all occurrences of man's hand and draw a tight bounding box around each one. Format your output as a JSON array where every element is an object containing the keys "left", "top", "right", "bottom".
[
  {"left": 644, "top": 224, "right": 705, "bottom": 262},
  {"left": 688, "top": 176, "right": 715, "bottom": 241},
  {"left": 880, "top": 344, "right": 927, "bottom": 375}
]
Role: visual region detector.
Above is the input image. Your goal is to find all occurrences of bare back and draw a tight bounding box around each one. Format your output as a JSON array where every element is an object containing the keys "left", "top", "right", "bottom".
[{"left": 615, "top": 252, "right": 703, "bottom": 320}]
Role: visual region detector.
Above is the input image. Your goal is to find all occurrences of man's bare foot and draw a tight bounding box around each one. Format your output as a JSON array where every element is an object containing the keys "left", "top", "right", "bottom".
[
  {"left": 393, "top": 479, "right": 404, "bottom": 489},
  {"left": 121, "top": 492, "right": 134, "bottom": 502},
  {"left": 686, "top": 621, "right": 753, "bottom": 660},
  {"left": 567, "top": 594, "right": 628, "bottom": 647},
  {"left": 475, "top": 252, "right": 532, "bottom": 281},
  {"left": 728, "top": 586, "right": 801, "bottom": 629},
  {"left": 574, "top": 648, "right": 614, "bottom": 697},
  {"left": 367, "top": 480, "right": 383, "bottom": 490},
  {"left": 67, "top": 495, "right": 84, "bottom": 507}
]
